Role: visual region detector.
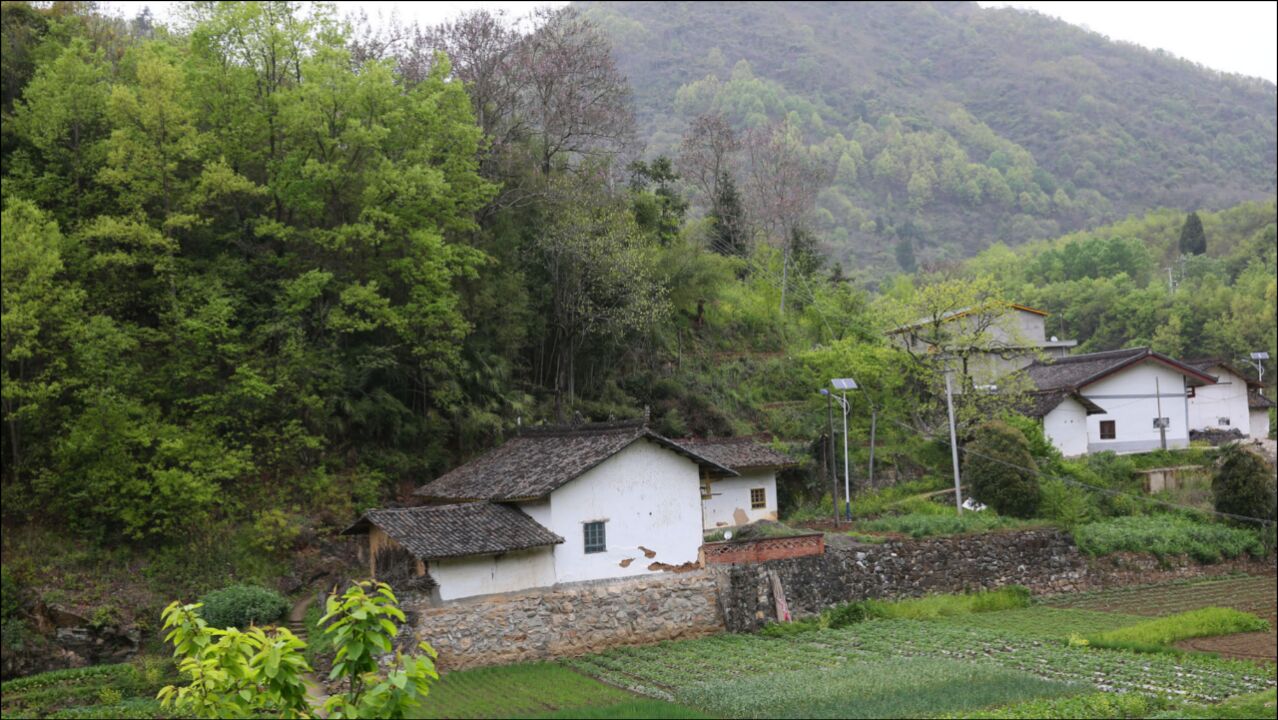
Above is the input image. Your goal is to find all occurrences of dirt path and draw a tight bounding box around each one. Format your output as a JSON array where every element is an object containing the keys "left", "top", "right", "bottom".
[
  {"left": 1177, "top": 630, "right": 1277, "bottom": 663},
  {"left": 288, "top": 593, "right": 330, "bottom": 712}
]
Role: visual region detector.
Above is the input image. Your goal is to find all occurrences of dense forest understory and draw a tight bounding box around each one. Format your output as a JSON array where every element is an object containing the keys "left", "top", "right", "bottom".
[{"left": 0, "top": 0, "right": 1274, "bottom": 680}]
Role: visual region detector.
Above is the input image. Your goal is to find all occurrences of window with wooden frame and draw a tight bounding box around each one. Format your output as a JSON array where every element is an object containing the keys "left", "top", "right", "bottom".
[
  {"left": 750, "top": 488, "right": 767, "bottom": 509},
  {"left": 1099, "top": 420, "right": 1116, "bottom": 440},
  {"left": 583, "top": 521, "right": 606, "bottom": 554},
  {"left": 1186, "top": 387, "right": 1196, "bottom": 398}
]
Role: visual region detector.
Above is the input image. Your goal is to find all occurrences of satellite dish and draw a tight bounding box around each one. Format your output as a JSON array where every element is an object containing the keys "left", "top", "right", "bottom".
[{"left": 723, "top": 530, "right": 733, "bottom": 540}]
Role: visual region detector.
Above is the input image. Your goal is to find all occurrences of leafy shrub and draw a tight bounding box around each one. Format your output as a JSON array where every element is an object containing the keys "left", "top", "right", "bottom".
[
  {"left": 196, "top": 584, "right": 288, "bottom": 629},
  {"left": 1212, "top": 443, "right": 1276, "bottom": 522},
  {"left": 964, "top": 421, "right": 1041, "bottom": 518},
  {"left": 1085, "top": 607, "right": 1269, "bottom": 651},
  {"left": 1036, "top": 478, "right": 1094, "bottom": 527},
  {"left": 1072, "top": 515, "right": 1264, "bottom": 562},
  {"left": 248, "top": 509, "right": 304, "bottom": 554}
]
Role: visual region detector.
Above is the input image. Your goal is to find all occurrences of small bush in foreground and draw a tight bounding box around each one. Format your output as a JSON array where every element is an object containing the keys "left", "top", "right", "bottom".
[
  {"left": 1085, "top": 607, "right": 1269, "bottom": 651},
  {"left": 964, "top": 421, "right": 1041, "bottom": 518},
  {"left": 1072, "top": 515, "right": 1264, "bottom": 562},
  {"left": 196, "top": 584, "right": 288, "bottom": 630},
  {"left": 1212, "top": 443, "right": 1276, "bottom": 522}
]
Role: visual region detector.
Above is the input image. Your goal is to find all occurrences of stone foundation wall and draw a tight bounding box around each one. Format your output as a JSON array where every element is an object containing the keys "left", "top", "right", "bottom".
[
  {"left": 404, "top": 529, "right": 1276, "bottom": 668},
  {"left": 403, "top": 571, "right": 723, "bottom": 670}
]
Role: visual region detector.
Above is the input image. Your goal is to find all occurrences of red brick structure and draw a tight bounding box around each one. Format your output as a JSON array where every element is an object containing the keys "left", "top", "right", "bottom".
[{"left": 701, "top": 533, "right": 825, "bottom": 565}]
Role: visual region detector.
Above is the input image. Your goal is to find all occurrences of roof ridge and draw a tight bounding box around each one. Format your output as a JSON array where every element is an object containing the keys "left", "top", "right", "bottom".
[{"left": 1030, "top": 347, "right": 1147, "bottom": 366}]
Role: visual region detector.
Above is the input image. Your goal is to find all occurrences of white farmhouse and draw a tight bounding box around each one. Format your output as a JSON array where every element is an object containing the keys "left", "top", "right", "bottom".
[
  {"left": 1024, "top": 348, "right": 1217, "bottom": 455},
  {"left": 1018, "top": 390, "right": 1107, "bottom": 458},
  {"left": 1183, "top": 359, "right": 1268, "bottom": 438},
  {"left": 677, "top": 437, "right": 798, "bottom": 530},
  {"left": 343, "top": 420, "right": 741, "bottom": 602}
]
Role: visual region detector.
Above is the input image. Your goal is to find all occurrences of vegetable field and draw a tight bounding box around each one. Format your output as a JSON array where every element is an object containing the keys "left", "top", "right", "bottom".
[{"left": 1043, "top": 575, "right": 1277, "bottom": 620}]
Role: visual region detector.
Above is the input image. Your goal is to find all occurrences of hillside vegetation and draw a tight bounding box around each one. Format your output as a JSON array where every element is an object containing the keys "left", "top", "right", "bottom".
[{"left": 580, "top": 1, "right": 1277, "bottom": 271}]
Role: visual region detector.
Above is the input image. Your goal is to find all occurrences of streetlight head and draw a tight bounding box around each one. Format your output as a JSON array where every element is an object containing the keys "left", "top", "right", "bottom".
[
  {"left": 819, "top": 389, "right": 831, "bottom": 396},
  {"left": 830, "top": 378, "right": 858, "bottom": 391}
]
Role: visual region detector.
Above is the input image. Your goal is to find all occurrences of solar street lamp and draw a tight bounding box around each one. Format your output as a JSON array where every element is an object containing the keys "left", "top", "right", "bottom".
[
  {"left": 1246, "top": 351, "right": 1269, "bottom": 385},
  {"left": 822, "top": 378, "right": 858, "bottom": 520}
]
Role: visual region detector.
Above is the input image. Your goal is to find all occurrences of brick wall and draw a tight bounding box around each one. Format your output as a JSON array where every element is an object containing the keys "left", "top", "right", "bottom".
[{"left": 702, "top": 533, "right": 825, "bottom": 565}]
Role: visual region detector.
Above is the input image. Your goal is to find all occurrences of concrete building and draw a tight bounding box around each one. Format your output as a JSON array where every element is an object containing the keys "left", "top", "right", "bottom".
[
  {"left": 677, "top": 437, "right": 798, "bottom": 530},
  {"left": 889, "top": 303, "right": 1077, "bottom": 383},
  {"left": 1183, "top": 359, "right": 1268, "bottom": 438},
  {"left": 1024, "top": 348, "right": 1217, "bottom": 455},
  {"left": 344, "top": 420, "right": 793, "bottom": 602}
]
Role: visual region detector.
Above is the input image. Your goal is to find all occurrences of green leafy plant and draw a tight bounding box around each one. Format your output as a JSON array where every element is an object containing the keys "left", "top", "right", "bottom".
[
  {"left": 1084, "top": 607, "right": 1269, "bottom": 652},
  {"left": 964, "top": 421, "right": 1041, "bottom": 518},
  {"left": 196, "top": 584, "right": 288, "bottom": 630},
  {"left": 1071, "top": 515, "right": 1264, "bottom": 562},
  {"left": 1212, "top": 443, "right": 1276, "bottom": 523}
]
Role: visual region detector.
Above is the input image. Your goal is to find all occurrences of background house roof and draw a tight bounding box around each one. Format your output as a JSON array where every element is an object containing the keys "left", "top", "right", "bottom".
[
  {"left": 1017, "top": 389, "right": 1107, "bottom": 418},
  {"left": 341, "top": 503, "right": 563, "bottom": 561},
  {"left": 675, "top": 437, "right": 798, "bottom": 470},
  {"left": 1025, "top": 347, "right": 1217, "bottom": 392},
  {"left": 414, "top": 419, "right": 737, "bottom": 502},
  {"left": 1182, "top": 358, "right": 1265, "bottom": 388}
]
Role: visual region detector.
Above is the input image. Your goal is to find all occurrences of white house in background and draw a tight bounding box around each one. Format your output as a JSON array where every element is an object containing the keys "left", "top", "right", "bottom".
[
  {"left": 1023, "top": 348, "right": 1217, "bottom": 455},
  {"left": 1183, "top": 359, "right": 1268, "bottom": 439},
  {"left": 344, "top": 420, "right": 749, "bottom": 602},
  {"left": 678, "top": 437, "right": 799, "bottom": 530},
  {"left": 1018, "top": 390, "right": 1107, "bottom": 458},
  {"left": 889, "top": 303, "right": 1078, "bottom": 383},
  {"left": 1250, "top": 392, "right": 1274, "bottom": 439}
]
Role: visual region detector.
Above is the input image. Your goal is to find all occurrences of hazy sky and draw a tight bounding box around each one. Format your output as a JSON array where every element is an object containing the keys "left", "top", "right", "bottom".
[{"left": 103, "top": 1, "right": 1277, "bottom": 82}]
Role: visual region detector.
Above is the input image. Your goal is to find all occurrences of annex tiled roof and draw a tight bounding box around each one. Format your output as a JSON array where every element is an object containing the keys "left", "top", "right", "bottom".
[
  {"left": 676, "top": 437, "right": 798, "bottom": 470},
  {"left": 341, "top": 503, "right": 563, "bottom": 560},
  {"left": 1017, "top": 389, "right": 1107, "bottom": 418},
  {"left": 1250, "top": 391, "right": 1275, "bottom": 411},
  {"left": 414, "top": 419, "right": 737, "bottom": 502},
  {"left": 1024, "top": 347, "right": 1217, "bottom": 392}
]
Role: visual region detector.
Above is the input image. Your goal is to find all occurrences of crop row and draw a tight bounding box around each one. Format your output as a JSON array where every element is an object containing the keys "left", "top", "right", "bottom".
[
  {"left": 1045, "top": 575, "right": 1276, "bottom": 617},
  {"left": 571, "top": 618, "right": 1276, "bottom": 704}
]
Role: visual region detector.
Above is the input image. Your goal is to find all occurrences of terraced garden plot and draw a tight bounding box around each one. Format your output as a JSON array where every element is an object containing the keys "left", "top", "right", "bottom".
[
  {"left": 567, "top": 618, "right": 1276, "bottom": 710},
  {"left": 411, "top": 662, "right": 639, "bottom": 719},
  {"left": 931, "top": 606, "right": 1147, "bottom": 640},
  {"left": 1044, "top": 575, "right": 1276, "bottom": 620}
]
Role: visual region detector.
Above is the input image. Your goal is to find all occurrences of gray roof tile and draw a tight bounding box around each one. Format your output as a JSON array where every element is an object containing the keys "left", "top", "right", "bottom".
[
  {"left": 1024, "top": 347, "right": 1216, "bottom": 391},
  {"left": 676, "top": 437, "right": 798, "bottom": 470},
  {"left": 342, "top": 503, "right": 563, "bottom": 560}
]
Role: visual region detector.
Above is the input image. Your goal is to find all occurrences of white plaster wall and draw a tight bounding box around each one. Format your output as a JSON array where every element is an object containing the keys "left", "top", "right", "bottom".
[
  {"left": 431, "top": 546, "right": 556, "bottom": 601},
  {"left": 701, "top": 470, "right": 778, "bottom": 529},
  {"left": 543, "top": 440, "right": 705, "bottom": 583},
  {"left": 1186, "top": 366, "right": 1252, "bottom": 437},
  {"left": 1043, "top": 399, "right": 1089, "bottom": 457},
  {"left": 1081, "top": 362, "right": 1191, "bottom": 454},
  {"left": 1251, "top": 409, "right": 1271, "bottom": 439}
]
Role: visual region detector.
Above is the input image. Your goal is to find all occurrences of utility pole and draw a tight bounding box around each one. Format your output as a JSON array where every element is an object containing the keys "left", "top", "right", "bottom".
[
  {"left": 944, "top": 368, "right": 963, "bottom": 513},
  {"left": 841, "top": 387, "right": 851, "bottom": 521},
  {"left": 826, "top": 391, "right": 838, "bottom": 526},
  {"left": 1155, "top": 376, "right": 1167, "bottom": 451},
  {"left": 867, "top": 406, "right": 877, "bottom": 491}
]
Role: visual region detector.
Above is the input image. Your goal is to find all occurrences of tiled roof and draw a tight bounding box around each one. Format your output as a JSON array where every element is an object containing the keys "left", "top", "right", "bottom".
[
  {"left": 1024, "top": 347, "right": 1216, "bottom": 391},
  {"left": 414, "top": 420, "right": 737, "bottom": 502},
  {"left": 1250, "top": 392, "right": 1275, "bottom": 410},
  {"left": 1017, "top": 390, "right": 1106, "bottom": 418},
  {"left": 676, "top": 437, "right": 798, "bottom": 470},
  {"left": 341, "top": 503, "right": 563, "bottom": 560},
  {"left": 1183, "top": 358, "right": 1264, "bottom": 388}
]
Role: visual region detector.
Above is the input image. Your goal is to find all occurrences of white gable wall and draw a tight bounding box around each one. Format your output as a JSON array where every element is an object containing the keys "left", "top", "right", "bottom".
[
  {"left": 1186, "top": 365, "right": 1253, "bottom": 437},
  {"left": 1252, "top": 409, "right": 1271, "bottom": 439},
  {"left": 430, "top": 546, "right": 556, "bottom": 602},
  {"left": 540, "top": 440, "right": 705, "bottom": 584},
  {"left": 1081, "top": 362, "right": 1192, "bottom": 454},
  {"left": 1042, "top": 398, "right": 1090, "bottom": 457},
  {"left": 702, "top": 470, "right": 778, "bottom": 529}
]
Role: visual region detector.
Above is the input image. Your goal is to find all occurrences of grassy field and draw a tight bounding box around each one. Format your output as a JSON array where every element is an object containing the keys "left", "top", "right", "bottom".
[{"left": 8, "top": 578, "right": 1276, "bottom": 719}]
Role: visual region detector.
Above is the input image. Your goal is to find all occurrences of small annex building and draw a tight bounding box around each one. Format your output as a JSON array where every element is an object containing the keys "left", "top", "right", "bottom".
[
  {"left": 1183, "top": 358, "right": 1268, "bottom": 439},
  {"left": 1017, "top": 390, "right": 1107, "bottom": 458},
  {"left": 1023, "top": 347, "right": 1217, "bottom": 455},
  {"left": 677, "top": 437, "right": 798, "bottom": 529},
  {"left": 343, "top": 419, "right": 740, "bottom": 602}
]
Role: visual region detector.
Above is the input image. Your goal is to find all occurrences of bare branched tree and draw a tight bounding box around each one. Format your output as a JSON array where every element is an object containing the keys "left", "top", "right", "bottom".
[{"left": 677, "top": 112, "right": 740, "bottom": 213}]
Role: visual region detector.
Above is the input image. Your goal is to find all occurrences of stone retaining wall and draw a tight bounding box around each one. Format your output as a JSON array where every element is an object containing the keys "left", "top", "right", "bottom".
[
  {"left": 403, "top": 571, "right": 723, "bottom": 670},
  {"left": 405, "top": 528, "right": 1276, "bottom": 668}
]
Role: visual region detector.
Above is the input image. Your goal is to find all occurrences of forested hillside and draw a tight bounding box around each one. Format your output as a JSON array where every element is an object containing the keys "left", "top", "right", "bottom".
[
  {"left": 0, "top": 1, "right": 1273, "bottom": 679},
  {"left": 579, "top": 1, "right": 1277, "bottom": 271}
]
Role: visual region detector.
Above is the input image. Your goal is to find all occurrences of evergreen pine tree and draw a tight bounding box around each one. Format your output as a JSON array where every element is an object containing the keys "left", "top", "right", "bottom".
[
  {"left": 1179, "top": 211, "right": 1207, "bottom": 255},
  {"left": 710, "top": 171, "right": 747, "bottom": 256}
]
